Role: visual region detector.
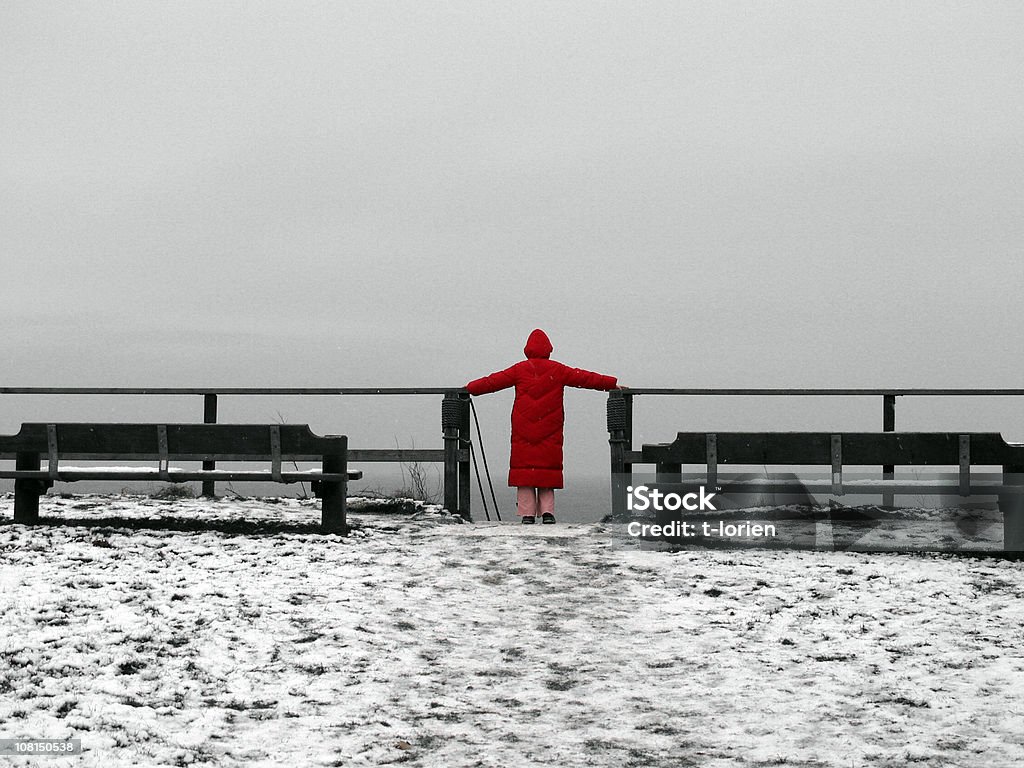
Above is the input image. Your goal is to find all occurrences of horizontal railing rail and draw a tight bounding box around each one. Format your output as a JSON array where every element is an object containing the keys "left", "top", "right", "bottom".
[
  {"left": 0, "top": 387, "right": 465, "bottom": 395},
  {"left": 621, "top": 388, "right": 1024, "bottom": 396}
]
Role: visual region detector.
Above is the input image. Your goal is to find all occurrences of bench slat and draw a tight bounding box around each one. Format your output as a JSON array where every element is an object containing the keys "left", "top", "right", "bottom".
[
  {"left": 157, "top": 425, "right": 170, "bottom": 481},
  {"left": 47, "top": 424, "right": 59, "bottom": 480},
  {"left": 831, "top": 434, "right": 842, "bottom": 495},
  {"left": 0, "top": 469, "right": 362, "bottom": 482},
  {"left": 0, "top": 448, "right": 460, "bottom": 462},
  {"left": 960, "top": 434, "right": 971, "bottom": 496},
  {"left": 270, "top": 425, "right": 282, "bottom": 482},
  {"left": 0, "top": 423, "right": 346, "bottom": 457},
  {"left": 642, "top": 479, "right": 1024, "bottom": 495},
  {"left": 643, "top": 432, "right": 1024, "bottom": 466}
]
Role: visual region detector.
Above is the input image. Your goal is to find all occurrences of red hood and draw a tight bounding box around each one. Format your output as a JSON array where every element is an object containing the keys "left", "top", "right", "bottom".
[{"left": 524, "top": 329, "right": 553, "bottom": 359}]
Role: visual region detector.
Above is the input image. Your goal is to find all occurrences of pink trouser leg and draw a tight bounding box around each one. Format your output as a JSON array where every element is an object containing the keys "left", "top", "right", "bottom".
[
  {"left": 537, "top": 488, "right": 555, "bottom": 515},
  {"left": 517, "top": 487, "right": 538, "bottom": 517}
]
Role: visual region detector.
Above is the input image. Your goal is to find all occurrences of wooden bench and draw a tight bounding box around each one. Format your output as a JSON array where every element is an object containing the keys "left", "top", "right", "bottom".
[
  {"left": 0, "top": 423, "right": 362, "bottom": 533},
  {"left": 630, "top": 432, "right": 1024, "bottom": 550}
]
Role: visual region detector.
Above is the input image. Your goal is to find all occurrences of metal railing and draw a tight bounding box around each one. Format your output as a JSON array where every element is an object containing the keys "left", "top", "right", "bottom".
[
  {"left": 5, "top": 386, "right": 1021, "bottom": 522},
  {"left": 0, "top": 387, "right": 473, "bottom": 516},
  {"left": 607, "top": 388, "right": 1024, "bottom": 514}
]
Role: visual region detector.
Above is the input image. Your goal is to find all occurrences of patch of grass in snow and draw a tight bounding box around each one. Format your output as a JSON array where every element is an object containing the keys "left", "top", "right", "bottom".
[
  {"left": 645, "top": 659, "right": 676, "bottom": 669},
  {"left": 544, "top": 677, "right": 577, "bottom": 690},
  {"left": 637, "top": 721, "right": 688, "bottom": 737},
  {"left": 625, "top": 747, "right": 694, "bottom": 768},
  {"left": 347, "top": 497, "right": 422, "bottom": 515},
  {"left": 203, "top": 697, "right": 258, "bottom": 711},
  {"left": 544, "top": 663, "right": 579, "bottom": 690},
  {"left": 173, "top": 746, "right": 217, "bottom": 766},
  {"left": 585, "top": 737, "right": 689, "bottom": 768},
  {"left": 118, "top": 695, "right": 149, "bottom": 708},
  {"left": 10, "top": 515, "right": 331, "bottom": 536},
  {"left": 150, "top": 484, "right": 198, "bottom": 500},
  {"left": 872, "top": 695, "right": 931, "bottom": 708},
  {"left": 421, "top": 710, "right": 463, "bottom": 724},
  {"left": 54, "top": 698, "right": 76, "bottom": 717},
  {"left": 116, "top": 659, "right": 146, "bottom": 675},
  {"left": 811, "top": 653, "right": 855, "bottom": 662},
  {"left": 492, "top": 696, "right": 523, "bottom": 708},
  {"left": 475, "top": 667, "right": 523, "bottom": 680}
]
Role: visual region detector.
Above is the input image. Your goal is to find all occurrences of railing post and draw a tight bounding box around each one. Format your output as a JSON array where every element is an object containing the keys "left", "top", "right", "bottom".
[
  {"left": 608, "top": 391, "right": 632, "bottom": 521},
  {"left": 457, "top": 392, "right": 472, "bottom": 521},
  {"left": 202, "top": 393, "right": 218, "bottom": 497},
  {"left": 624, "top": 391, "right": 634, "bottom": 478},
  {"left": 442, "top": 393, "right": 460, "bottom": 516},
  {"left": 13, "top": 452, "right": 42, "bottom": 524},
  {"left": 1001, "top": 465, "right": 1024, "bottom": 552},
  {"left": 320, "top": 437, "right": 348, "bottom": 533},
  {"left": 882, "top": 394, "right": 895, "bottom": 507}
]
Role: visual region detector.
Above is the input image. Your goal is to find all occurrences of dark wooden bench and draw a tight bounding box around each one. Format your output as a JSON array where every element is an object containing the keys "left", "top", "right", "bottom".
[
  {"left": 0, "top": 423, "right": 362, "bottom": 532},
  {"left": 631, "top": 432, "right": 1024, "bottom": 550}
]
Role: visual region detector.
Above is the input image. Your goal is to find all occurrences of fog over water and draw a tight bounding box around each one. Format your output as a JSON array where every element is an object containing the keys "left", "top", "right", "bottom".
[{"left": 3, "top": 3, "right": 1022, "bottom": 509}]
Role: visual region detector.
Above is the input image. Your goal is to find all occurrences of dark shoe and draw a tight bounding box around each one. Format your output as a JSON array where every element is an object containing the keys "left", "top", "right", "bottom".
[
  {"left": 541, "top": 513, "right": 556, "bottom": 524},
  {"left": 521, "top": 516, "right": 535, "bottom": 525}
]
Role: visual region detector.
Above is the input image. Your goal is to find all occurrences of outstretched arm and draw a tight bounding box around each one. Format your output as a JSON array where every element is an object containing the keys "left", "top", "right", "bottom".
[
  {"left": 466, "top": 365, "right": 518, "bottom": 396},
  {"left": 564, "top": 367, "right": 618, "bottom": 391}
]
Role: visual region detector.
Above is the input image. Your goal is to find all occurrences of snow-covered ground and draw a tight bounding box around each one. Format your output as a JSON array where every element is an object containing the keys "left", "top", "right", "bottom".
[{"left": 2, "top": 493, "right": 1024, "bottom": 767}]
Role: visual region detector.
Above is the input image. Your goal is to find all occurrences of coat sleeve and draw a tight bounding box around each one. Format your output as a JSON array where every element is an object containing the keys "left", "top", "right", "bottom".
[
  {"left": 563, "top": 366, "right": 617, "bottom": 391},
  {"left": 466, "top": 364, "right": 518, "bottom": 395}
]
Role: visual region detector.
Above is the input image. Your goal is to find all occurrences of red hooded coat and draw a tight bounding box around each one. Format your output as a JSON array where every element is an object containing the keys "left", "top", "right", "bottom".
[{"left": 466, "top": 329, "right": 617, "bottom": 489}]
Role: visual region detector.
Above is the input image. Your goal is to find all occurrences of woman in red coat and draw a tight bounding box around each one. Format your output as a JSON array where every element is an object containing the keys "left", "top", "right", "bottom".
[{"left": 466, "top": 329, "right": 619, "bottom": 524}]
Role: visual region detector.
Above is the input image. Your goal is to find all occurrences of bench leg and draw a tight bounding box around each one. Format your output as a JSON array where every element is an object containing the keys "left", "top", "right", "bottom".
[
  {"left": 13, "top": 452, "right": 42, "bottom": 524},
  {"left": 1001, "top": 466, "right": 1024, "bottom": 552},
  {"left": 321, "top": 454, "right": 347, "bottom": 534}
]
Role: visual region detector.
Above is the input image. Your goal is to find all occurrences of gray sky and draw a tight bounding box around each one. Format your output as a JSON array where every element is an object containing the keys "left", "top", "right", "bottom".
[{"left": 2, "top": 2, "right": 1022, "bottom": 491}]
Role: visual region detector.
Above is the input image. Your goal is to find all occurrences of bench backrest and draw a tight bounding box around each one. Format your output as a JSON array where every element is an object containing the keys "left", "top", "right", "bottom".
[
  {"left": 642, "top": 432, "right": 1024, "bottom": 467},
  {"left": 0, "top": 423, "right": 346, "bottom": 461}
]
